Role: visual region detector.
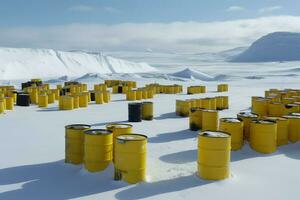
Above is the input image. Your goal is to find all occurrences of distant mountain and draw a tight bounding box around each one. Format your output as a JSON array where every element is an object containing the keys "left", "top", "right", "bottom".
[
  {"left": 0, "top": 47, "right": 156, "bottom": 80},
  {"left": 232, "top": 32, "right": 300, "bottom": 62}
]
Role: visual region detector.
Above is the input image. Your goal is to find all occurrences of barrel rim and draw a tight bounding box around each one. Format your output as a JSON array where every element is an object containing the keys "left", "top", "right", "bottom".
[
  {"left": 220, "top": 117, "right": 242, "bottom": 123},
  {"left": 142, "top": 101, "right": 153, "bottom": 104},
  {"left": 106, "top": 123, "right": 133, "bottom": 129},
  {"left": 202, "top": 109, "right": 218, "bottom": 113},
  {"left": 198, "top": 131, "right": 230, "bottom": 138},
  {"left": 116, "top": 133, "right": 148, "bottom": 141},
  {"left": 128, "top": 102, "right": 142, "bottom": 106},
  {"left": 65, "top": 124, "right": 91, "bottom": 130},
  {"left": 251, "top": 119, "right": 276, "bottom": 125},
  {"left": 84, "top": 129, "right": 112, "bottom": 135},
  {"left": 237, "top": 112, "right": 258, "bottom": 118}
]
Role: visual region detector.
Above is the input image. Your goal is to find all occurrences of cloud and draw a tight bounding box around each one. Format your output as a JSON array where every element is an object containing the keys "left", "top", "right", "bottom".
[
  {"left": 1, "top": 16, "right": 300, "bottom": 53},
  {"left": 227, "top": 6, "right": 245, "bottom": 12},
  {"left": 68, "top": 5, "right": 94, "bottom": 12},
  {"left": 104, "top": 6, "right": 121, "bottom": 14},
  {"left": 259, "top": 6, "right": 282, "bottom": 13}
]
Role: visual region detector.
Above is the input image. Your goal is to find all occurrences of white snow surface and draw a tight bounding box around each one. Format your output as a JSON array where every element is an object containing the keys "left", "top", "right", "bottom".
[
  {"left": 0, "top": 47, "right": 157, "bottom": 80},
  {"left": 1, "top": 53, "right": 300, "bottom": 200}
]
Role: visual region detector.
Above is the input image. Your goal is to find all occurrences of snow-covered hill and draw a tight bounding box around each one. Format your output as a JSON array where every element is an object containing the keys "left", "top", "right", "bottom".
[
  {"left": 232, "top": 32, "right": 300, "bottom": 62},
  {"left": 0, "top": 47, "right": 157, "bottom": 80}
]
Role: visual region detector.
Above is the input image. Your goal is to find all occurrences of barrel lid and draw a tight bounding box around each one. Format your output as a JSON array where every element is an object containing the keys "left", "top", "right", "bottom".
[
  {"left": 65, "top": 124, "right": 91, "bottom": 130},
  {"left": 106, "top": 123, "right": 132, "bottom": 129},
  {"left": 290, "top": 113, "right": 300, "bottom": 117},
  {"left": 116, "top": 134, "right": 147, "bottom": 141},
  {"left": 84, "top": 129, "right": 112, "bottom": 135},
  {"left": 221, "top": 118, "right": 242, "bottom": 123},
  {"left": 142, "top": 101, "right": 153, "bottom": 104},
  {"left": 202, "top": 109, "right": 218, "bottom": 113},
  {"left": 129, "top": 102, "right": 142, "bottom": 106},
  {"left": 199, "top": 131, "right": 230, "bottom": 138},
  {"left": 237, "top": 112, "right": 258, "bottom": 118},
  {"left": 285, "top": 104, "right": 298, "bottom": 108},
  {"left": 251, "top": 120, "right": 275, "bottom": 124},
  {"left": 264, "top": 117, "right": 287, "bottom": 122}
]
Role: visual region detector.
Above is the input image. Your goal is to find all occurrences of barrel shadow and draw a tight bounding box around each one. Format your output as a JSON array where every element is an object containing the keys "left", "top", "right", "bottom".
[
  {"left": 278, "top": 142, "right": 300, "bottom": 160},
  {"left": 155, "top": 112, "right": 180, "bottom": 120},
  {"left": 0, "top": 160, "right": 125, "bottom": 200},
  {"left": 149, "top": 129, "right": 198, "bottom": 143},
  {"left": 114, "top": 174, "right": 214, "bottom": 200},
  {"left": 159, "top": 149, "right": 197, "bottom": 164},
  {"left": 91, "top": 121, "right": 127, "bottom": 127}
]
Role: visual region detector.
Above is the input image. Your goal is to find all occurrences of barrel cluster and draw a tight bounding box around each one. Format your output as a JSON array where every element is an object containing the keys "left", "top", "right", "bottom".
[
  {"left": 187, "top": 85, "right": 206, "bottom": 94},
  {"left": 65, "top": 123, "right": 147, "bottom": 184},
  {"left": 0, "top": 85, "right": 16, "bottom": 114},
  {"left": 176, "top": 96, "right": 229, "bottom": 117},
  {"left": 217, "top": 84, "right": 229, "bottom": 92},
  {"left": 144, "top": 83, "right": 183, "bottom": 94}
]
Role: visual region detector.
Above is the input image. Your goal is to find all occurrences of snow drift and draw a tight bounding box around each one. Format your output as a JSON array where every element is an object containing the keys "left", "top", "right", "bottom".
[
  {"left": 232, "top": 32, "right": 300, "bottom": 62},
  {"left": 170, "top": 68, "right": 214, "bottom": 81},
  {"left": 0, "top": 47, "right": 157, "bottom": 80}
]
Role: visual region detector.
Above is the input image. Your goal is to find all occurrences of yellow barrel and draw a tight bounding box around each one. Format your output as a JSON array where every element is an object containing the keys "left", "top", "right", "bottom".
[
  {"left": 65, "top": 124, "right": 91, "bottom": 164},
  {"left": 189, "top": 108, "right": 203, "bottom": 131},
  {"left": 95, "top": 92, "right": 104, "bottom": 104},
  {"left": 103, "top": 91, "right": 111, "bottom": 103},
  {"left": 71, "top": 95, "right": 79, "bottom": 109},
  {"left": 47, "top": 92, "right": 55, "bottom": 104},
  {"left": 142, "top": 90, "right": 148, "bottom": 99},
  {"left": 30, "top": 89, "right": 38, "bottom": 104},
  {"left": 142, "top": 102, "right": 153, "bottom": 120},
  {"left": 106, "top": 123, "right": 133, "bottom": 141},
  {"left": 38, "top": 94, "right": 48, "bottom": 108},
  {"left": 126, "top": 91, "right": 136, "bottom": 101},
  {"left": 202, "top": 109, "right": 218, "bottom": 131},
  {"left": 216, "top": 96, "right": 223, "bottom": 110},
  {"left": 195, "top": 99, "right": 203, "bottom": 108},
  {"left": 176, "top": 100, "right": 183, "bottom": 116},
  {"left": 136, "top": 90, "right": 143, "bottom": 100},
  {"left": 198, "top": 131, "right": 231, "bottom": 180},
  {"left": 84, "top": 129, "right": 113, "bottom": 172},
  {"left": 284, "top": 115, "right": 300, "bottom": 143},
  {"left": 219, "top": 118, "right": 244, "bottom": 150},
  {"left": 221, "top": 96, "right": 229, "bottom": 109},
  {"left": 79, "top": 93, "right": 88, "bottom": 107},
  {"left": 115, "top": 134, "right": 147, "bottom": 184},
  {"left": 180, "top": 100, "right": 191, "bottom": 117},
  {"left": 5, "top": 97, "right": 14, "bottom": 110},
  {"left": 250, "top": 120, "right": 277, "bottom": 154},
  {"left": 62, "top": 96, "right": 74, "bottom": 110},
  {"left": 147, "top": 89, "right": 154, "bottom": 99},
  {"left": 252, "top": 98, "right": 268, "bottom": 118},
  {"left": 264, "top": 117, "right": 288, "bottom": 146},
  {"left": 0, "top": 99, "right": 4, "bottom": 114},
  {"left": 202, "top": 98, "right": 211, "bottom": 110},
  {"left": 237, "top": 112, "right": 258, "bottom": 141},
  {"left": 268, "top": 103, "right": 285, "bottom": 117}
]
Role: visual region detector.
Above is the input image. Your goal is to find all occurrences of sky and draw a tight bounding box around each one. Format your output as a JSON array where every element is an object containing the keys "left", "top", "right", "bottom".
[{"left": 0, "top": 0, "right": 300, "bottom": 53}]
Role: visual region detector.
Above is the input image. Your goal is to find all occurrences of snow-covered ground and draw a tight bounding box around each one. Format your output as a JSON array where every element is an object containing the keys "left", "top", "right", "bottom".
[{"left": 0, "top": 54, "right": 300, "bottom": 200}]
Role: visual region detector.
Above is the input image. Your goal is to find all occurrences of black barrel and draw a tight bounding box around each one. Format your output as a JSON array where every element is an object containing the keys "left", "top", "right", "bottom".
[
  {"left": 21, "top": 82, "right": 31, "bottom": 90},
  {"left": 128, "top": 103, "right": 142, "bottom": 122},
  {"left": 118, "top": 86, "right": 123, "bottom": 94},
  {"left": 90, "top": 91, "right": 95, "bottom": 101},
  {"left": 17, "top": 93, "right": 30, "bottom": 106},
  {"left": 60, "top": 87, "right": 70, "bottom": 96}
]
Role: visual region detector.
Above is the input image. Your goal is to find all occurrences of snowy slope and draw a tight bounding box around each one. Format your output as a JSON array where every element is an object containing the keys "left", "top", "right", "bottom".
[
  {"left": 0, "top": 47, "right": 157, "bottom": 80},
  {"left": 232, "top": 32, "right": 300, "bottom": 62}
]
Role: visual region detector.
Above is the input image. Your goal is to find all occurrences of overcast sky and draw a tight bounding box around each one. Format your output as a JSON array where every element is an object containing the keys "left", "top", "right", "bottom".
[{"left": 1, "top": 0, "right": 300, "bottom": 53}]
